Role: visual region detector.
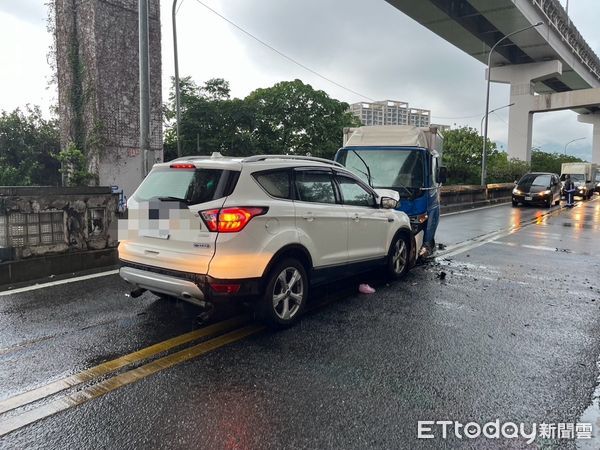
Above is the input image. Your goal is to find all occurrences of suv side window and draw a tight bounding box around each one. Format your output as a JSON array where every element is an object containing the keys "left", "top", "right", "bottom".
[
  {"left": 336, "top": 175, "right": 376, "bottom": 207},
  {"left": 253, "top": 170, "right": 291, "bottom": 199},
  {"left": 295, "top": 170, "right": 337, "bottom": 204}
]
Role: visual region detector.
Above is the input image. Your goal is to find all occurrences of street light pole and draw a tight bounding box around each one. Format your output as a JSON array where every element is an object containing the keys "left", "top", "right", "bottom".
[
  {"left": 480, "top": 103, "right": 515, "bottom": 137},
  {"left": 482, "top": 21, "right": 543, "bottom": 186},
  {"left": 564, "top": 137, "right": 586, "bottom": 156},
  {"left": 172, "top": 0, "right": 182, "bottom": 158}
]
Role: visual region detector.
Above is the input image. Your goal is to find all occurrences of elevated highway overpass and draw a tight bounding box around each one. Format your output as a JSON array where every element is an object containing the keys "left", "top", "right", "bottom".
[{"left": 387, "top": 0, "right": 600, "bottom": 163}]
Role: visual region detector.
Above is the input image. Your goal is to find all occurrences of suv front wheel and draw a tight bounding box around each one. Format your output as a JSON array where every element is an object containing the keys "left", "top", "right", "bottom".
[
  {"left": 387, "top": 233, "right": 410, "bottom": 280},
  {"left": 260, "top": 258, "right": 308, "bottom": 328}
]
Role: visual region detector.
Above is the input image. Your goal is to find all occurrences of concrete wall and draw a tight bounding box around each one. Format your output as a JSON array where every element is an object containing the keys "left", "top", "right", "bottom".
[
  {"left": 55, "top": 0, "right": 163, "bottom": 197},
  {"left": 440, "top": 183, "right": 513, "bottom": 213},
  {"left": 0, "top": 187, "right": 119, "bottom": 261}
]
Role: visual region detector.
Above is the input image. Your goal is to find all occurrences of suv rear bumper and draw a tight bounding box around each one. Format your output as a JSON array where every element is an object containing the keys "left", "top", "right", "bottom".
[
  {"left": 120, "top": 266, "right": 206, "bottom": 303},
  {"left": 119, "top": 260, "right": 263, "bottom": 304}
]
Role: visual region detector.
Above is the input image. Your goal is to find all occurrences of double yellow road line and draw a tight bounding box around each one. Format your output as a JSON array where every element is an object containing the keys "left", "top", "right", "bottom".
[{"left": 0, "top": 315, "right": 264, "bottom": 437}]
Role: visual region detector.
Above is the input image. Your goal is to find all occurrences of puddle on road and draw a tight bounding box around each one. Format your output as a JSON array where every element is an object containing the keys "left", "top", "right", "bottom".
[{"left": 577, "top": 359, "right": 600, "bottom": 449}]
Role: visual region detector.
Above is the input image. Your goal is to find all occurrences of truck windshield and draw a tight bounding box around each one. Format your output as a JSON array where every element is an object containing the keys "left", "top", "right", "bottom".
[
  {"left": 560, "top": 174, "right": 584, "bottom": 182},
  {"left": 337, "top": 149, "right": 424, "bottom": 196}
]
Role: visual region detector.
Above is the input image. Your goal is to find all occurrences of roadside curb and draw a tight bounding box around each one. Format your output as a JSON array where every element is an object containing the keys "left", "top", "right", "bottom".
[{"left": 0, "top": 248, "right": 118, "bottom": 289}]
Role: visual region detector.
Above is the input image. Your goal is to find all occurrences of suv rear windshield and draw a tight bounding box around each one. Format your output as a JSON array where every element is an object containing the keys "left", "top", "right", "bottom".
[{"left": 134, "top": 168, "right": 239, "bottom": 204}]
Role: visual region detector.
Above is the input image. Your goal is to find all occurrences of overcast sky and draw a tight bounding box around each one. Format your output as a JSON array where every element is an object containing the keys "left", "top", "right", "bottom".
[{"left": 0, "top": 0, "right": 598, "bottom": 160}]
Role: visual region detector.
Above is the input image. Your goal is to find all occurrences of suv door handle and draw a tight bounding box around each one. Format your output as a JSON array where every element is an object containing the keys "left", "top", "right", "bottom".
[
  {"left": 352, "top": 213, "right": 360, "bottom": 222},
  {"left": 302, "top": 213, "right": 314, "bottom": 222}
]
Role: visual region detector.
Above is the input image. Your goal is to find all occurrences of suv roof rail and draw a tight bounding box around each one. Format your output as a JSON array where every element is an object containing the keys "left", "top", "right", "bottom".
[
  {"left": 242, "top": 154, "right": 344, "bottom": 167},
  {"left": 170, "top": 152, "right": 228, "bottom": 162}
]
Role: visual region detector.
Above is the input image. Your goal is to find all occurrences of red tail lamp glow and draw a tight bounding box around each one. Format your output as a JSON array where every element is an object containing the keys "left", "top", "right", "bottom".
[
  {"left": 170, "top": 163, "right": 195, "bottom": 169},
  {"left": 200, "top": 207, "right": 268, "bottom": 233},
  {"left": 209, "top": 283, "right": 241, "bottom": 294}
]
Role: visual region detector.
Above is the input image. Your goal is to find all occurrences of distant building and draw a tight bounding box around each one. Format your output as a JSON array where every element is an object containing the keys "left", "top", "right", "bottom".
[{"left": 349, "top": 100, "right": 431, "bottom": 127}]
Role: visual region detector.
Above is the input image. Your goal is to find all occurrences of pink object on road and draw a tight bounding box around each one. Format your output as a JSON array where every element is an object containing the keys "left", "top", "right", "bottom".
[{"left": 358, "top": 283, "right": 376, "bottom": 294}]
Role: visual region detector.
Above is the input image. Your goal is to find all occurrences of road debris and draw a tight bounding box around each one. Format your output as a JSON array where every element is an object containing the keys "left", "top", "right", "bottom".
[{"left": 358, "top": 284, "right": 376, "bottom": 294}]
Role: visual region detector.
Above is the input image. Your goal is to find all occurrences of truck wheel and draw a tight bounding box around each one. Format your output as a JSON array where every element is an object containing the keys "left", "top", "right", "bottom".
[
  {"left": 259, "top": 258, "right": 308, "bottom": 328},
  {"left": 387, "top": 233, "right": 410, "bottom": 280}
]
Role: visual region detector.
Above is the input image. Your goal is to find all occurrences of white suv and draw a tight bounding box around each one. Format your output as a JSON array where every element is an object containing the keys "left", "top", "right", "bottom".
[{"left": 119, "top": 154, "right": 419, "bottom": 327}]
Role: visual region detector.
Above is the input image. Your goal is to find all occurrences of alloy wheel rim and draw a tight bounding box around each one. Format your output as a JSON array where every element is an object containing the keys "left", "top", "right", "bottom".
[
  {"left": 393, "top": 240, "right": 407, "bottom": 274},
  {"left": 272, "top": 267, "right": 303, "bottom": 320}
]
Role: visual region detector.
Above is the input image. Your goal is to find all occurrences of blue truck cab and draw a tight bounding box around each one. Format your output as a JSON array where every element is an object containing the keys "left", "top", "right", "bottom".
[{"left": 335, "top": 126, "right": 446, "bottom": 253}]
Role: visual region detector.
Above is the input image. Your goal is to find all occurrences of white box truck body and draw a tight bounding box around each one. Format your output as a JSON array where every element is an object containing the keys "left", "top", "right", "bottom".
[{"left": 560, "top": 162, "right": 595, "bottom": 199}]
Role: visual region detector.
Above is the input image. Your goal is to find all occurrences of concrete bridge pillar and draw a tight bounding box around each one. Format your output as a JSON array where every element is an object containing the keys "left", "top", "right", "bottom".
[
  {"left": 55, "top": 0, "right": 162, "bottom": 196},
  {"left": 577, "top": 114, "right": 600, "bottom": 164},
  {"left": 487, "top": 61, "right": 562, "bottom": 162}
]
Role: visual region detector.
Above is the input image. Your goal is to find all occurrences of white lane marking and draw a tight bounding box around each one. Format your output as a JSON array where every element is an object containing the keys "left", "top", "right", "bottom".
[
  {"left": 440, "top": 230, "right": 516, "bottom": 259},
  {"left": 0, "top": 270, "right": 119, "bottom": 296},
  {"left": 489, "top": 241, "right": 559, "bottom": 252},
  {"left": 438, "top": 202, "right": 572, "bottom": 258},
  {"left": 441, "top": 202, "right": 509, "bottom": 217}
]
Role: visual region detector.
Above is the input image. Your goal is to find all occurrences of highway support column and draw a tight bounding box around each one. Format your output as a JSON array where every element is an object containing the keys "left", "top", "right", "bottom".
[
  {"left": 487, "top": 60, "right": 562, "bottom": 162},
  {"left": 577, "top": 113, "right": 600, "bottom": 164}
]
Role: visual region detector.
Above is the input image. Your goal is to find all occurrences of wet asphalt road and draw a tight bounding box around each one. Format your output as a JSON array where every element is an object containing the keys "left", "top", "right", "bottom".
[{"left": 1, "top": 198, "right": 600, "bottom": 449}]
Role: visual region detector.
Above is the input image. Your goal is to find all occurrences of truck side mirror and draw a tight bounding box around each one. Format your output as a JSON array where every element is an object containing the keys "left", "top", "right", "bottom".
[{"left": 438, "top": 166, "right": 448, "bottom": 184}]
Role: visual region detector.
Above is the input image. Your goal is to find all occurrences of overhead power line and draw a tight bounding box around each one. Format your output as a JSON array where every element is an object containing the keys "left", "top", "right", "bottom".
[{"left": 190, "top": 0, "right": 375, "bottom": 102}]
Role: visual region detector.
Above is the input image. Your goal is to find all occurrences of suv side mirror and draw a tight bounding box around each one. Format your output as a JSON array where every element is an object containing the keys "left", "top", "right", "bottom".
[
  {"left": 438, "top": 166, "right": 448, "bottom": 184},
  {"left": 380, "top": 197, "right": 398, "bottom": 209}
]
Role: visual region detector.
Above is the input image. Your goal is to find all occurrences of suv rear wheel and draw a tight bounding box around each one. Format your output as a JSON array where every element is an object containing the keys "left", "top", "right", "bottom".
[
  {"left": 387, "top": 233, "right": 410, "bottom": 280},
  {"left": 260, "top": 258, "right": 308, "bottom": 328}
]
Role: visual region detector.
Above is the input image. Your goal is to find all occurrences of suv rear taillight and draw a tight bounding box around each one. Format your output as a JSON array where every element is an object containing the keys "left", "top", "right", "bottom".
[{"left": 200, "top": 207, "right": 268, "bottom": 233}]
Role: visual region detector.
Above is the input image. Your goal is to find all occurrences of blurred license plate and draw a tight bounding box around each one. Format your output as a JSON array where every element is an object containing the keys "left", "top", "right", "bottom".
[
  {"left": 525, "top": 196, "right": 532, "bottom": 201},
  {"left": 141, "top": 229, "right": 170, "bottom": 239}
]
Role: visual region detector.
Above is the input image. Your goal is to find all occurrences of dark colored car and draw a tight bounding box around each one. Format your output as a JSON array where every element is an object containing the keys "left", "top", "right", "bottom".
[{"left": 512, "top": 172, "right": 561, "bottom": 208}]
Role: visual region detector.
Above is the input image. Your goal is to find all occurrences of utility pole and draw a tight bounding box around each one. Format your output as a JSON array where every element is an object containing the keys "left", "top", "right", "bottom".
[
  {"left": 139, "top": 0, "right": 151, "bottom": 177},
  {"left": 172, "top": 0, "right": 182, "bottom": 158}
]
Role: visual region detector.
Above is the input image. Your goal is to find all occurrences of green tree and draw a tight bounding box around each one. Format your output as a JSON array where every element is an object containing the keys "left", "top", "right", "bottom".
[
  {"left": 0, "top": 106, "right": 61, "bottom": 186},
  {"left": 201, "top": 78, "right": 231, "bottom": 101},
  {"left": 531, "top": 149, "right": 584, "bottom": 174},
  {"left": 164, "top": 77, "right": 360, "bottom": 161},
  {"left": 487, "top": 152, "right": 530, "bottom": 183},
  {"left": 441, "top": 127, "right": 493, "bottom": 185},
  {"left": 442, "top": 126, "right": 533, "bottom": 184},
  {"left": 246, "top": 79, "right": 360, "bottom": 159},
  {"left": 54, "top": 142, "right": 94, "bottom": 186}
]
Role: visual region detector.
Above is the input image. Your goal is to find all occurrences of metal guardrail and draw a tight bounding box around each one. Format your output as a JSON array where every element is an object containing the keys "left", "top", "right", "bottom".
[{"left": 532, "top": 0, "right": 600, "bottom": 82}]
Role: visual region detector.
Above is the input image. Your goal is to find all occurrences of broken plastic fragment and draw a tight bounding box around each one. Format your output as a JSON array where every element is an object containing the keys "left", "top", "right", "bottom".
[{"left": 358, "top": 283, "right": 376, "bottom": 294}]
